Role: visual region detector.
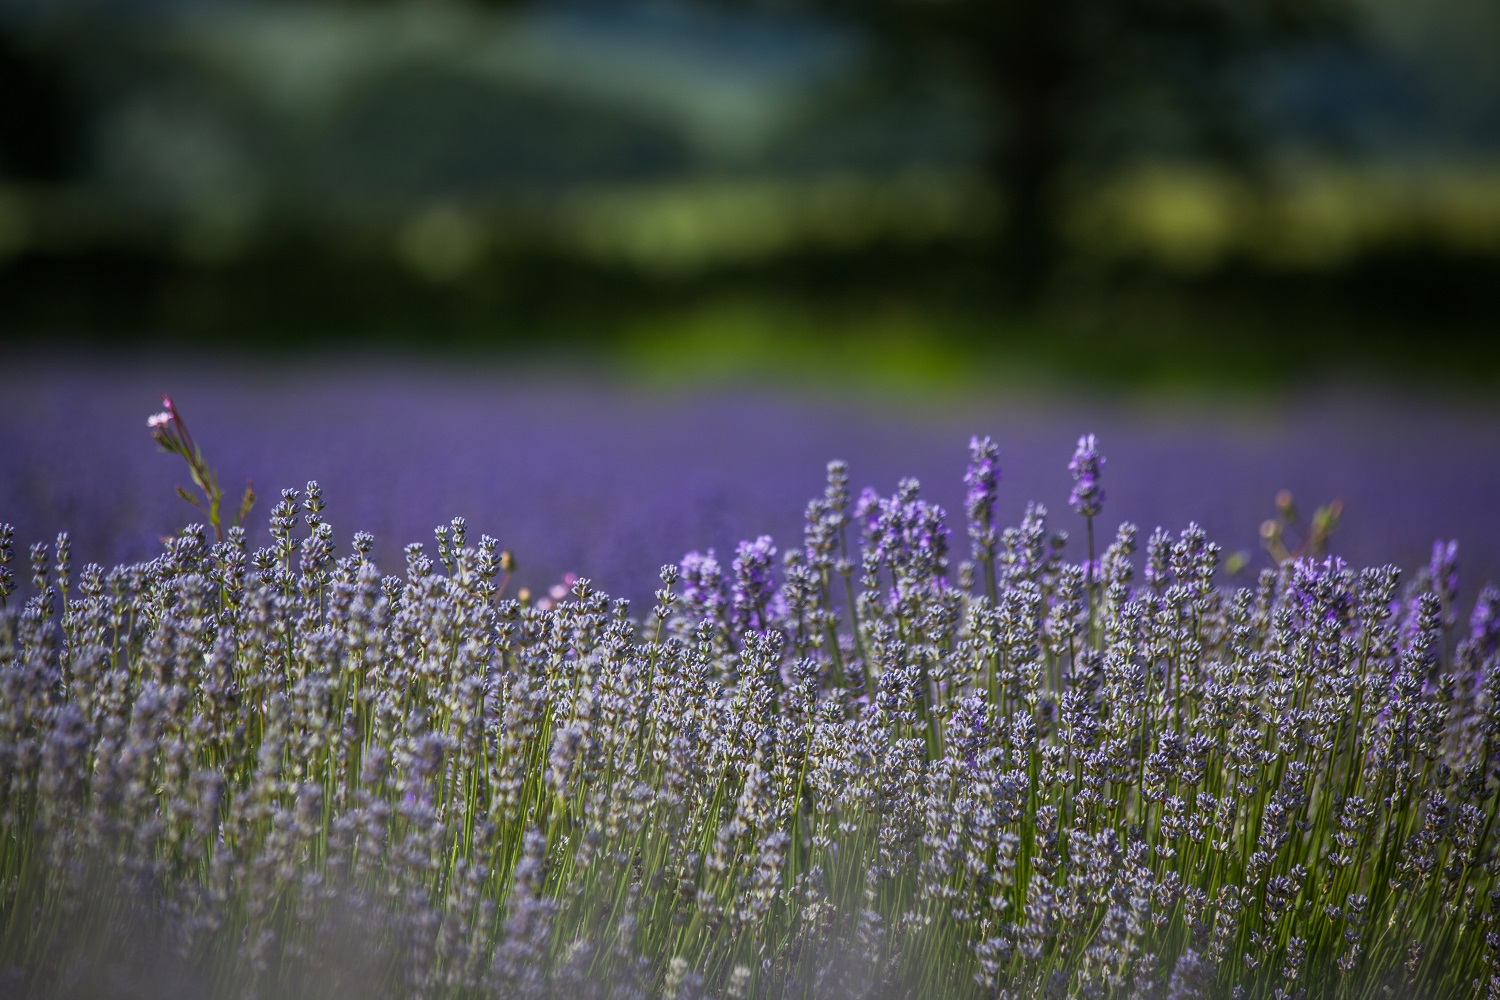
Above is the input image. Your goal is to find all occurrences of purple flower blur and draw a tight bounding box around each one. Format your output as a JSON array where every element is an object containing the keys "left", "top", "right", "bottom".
[
  {"left": 6, "top": 360, "right": 1500, "bottom": 612},
  {"left": 1467, "top": 583, "right": 1500, "bottom": 662},
  {"left": 679, "top": 549, "right": 727, "bottom": 625},
  {"left": 1067, "top": 434, "right": 1105, "bottom": 519},
  {"left": 1429, "top": 538, "right": 1461, "bottom": 627},
  {"left": 965, "top": 435, "right": 1001, "bottom": 561}
]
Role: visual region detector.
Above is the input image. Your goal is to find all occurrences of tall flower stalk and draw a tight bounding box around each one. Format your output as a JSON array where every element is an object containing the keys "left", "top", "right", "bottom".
[{"left": 149, "top": 394, "right": 255, "bottom": 541}]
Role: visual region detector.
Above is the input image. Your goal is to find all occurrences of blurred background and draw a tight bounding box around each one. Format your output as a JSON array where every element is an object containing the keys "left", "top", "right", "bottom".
[
  {"left": 0, "top": 0, "right": 1496, "bottom": 385},
  {"left": 2, "top": 0, "right": 1498, "bottom": 605}
]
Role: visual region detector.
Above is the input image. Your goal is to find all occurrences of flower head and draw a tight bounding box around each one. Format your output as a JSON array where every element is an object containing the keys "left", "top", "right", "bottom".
[
  {"left": 1429, "top": 539, "right": 1460, "bottom": 626},
  {"left": 730, "top": 535, "right": 780, "bottom": 632},
  {"left": 1468, "top": 583, "right": 1500, "bottom": 660},
  {"left": 148, "top": 394, "right": 188, "bottom": 452},
  {"left": 1068, "top": 433, "right": 1105, "bottom": 518},
  {"left": 965, "top": 435, "right": 1001, "bottom": 557},
  {"left": 679, "top": 549, "right": 728, "bottom": 625},
  {"left": 861, "top": 478, "right": 949, "bottom": 598}
]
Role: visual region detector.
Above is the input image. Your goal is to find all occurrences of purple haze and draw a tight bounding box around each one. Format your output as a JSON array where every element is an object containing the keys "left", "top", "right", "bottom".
[{"left": 4, "top": 355, "right": 1498, "bottom": 609}]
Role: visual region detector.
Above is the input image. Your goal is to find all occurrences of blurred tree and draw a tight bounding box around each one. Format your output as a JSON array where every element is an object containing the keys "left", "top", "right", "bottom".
[
  {"left": 0, "top": 31, "right": 82, "bottom": 181},
  {"left": 707, "top": 0, "right": 1352, "bottom": 298}
]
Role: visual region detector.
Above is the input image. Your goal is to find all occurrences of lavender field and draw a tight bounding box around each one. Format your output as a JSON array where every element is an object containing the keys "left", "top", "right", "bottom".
[
  {"left": 4, "top": 358, "right": 1498, "bottom": 608},
  {"left": 5, "top": 0, "right": 1500, "bottom": 990},
  {"left": 5, "top": 355, "right": 1500, "bottom": 999}
]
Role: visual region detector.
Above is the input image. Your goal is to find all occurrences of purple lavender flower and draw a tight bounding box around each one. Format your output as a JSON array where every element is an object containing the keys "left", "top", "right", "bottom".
[
  {"left": 1459, "top": 582, "right": 1500, "bottom": 697},
  {"left": 965, "top": 435, "right": 1001, "bottom": 561},
  {"left": 1289, "top": 555, "right": 1353, "bottom": 633},
  {"left": 1469, "top": 583, "right": 1500, "bottom": 660},
  {"left": 802, "top": 461, "right": 850, "bottom": 571},
  {"left": 862, "top": 479, "right": 949, "bottom": 598},
  {"left": 1067, "top": 434, "right": 1105, "bottom": 519},
  {"left": 0, "top": 522, "right": 13, "bottom": 606},
  {"left": 730, "top": 535, "right": 780, "bottom": 633},
  {"left": 1429, "top": 538, "right": 1460, "bottom": 627},
  {"left": 679, "top": 549, "right": 728, "bottom": 626},
  {"left": 853, "top": 486, "right": 882, "bottom": 536}
]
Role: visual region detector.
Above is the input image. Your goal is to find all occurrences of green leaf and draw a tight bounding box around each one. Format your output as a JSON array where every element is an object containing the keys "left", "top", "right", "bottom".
[
  {"left": 235, "top": 481, "right": 257, "bottom": 528},
  {"left": 175, "top": 485, "right": 207, "bottom": 513}
]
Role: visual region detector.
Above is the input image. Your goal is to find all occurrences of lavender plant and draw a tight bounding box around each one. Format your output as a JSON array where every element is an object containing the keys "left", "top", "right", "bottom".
[{"left": 2, "top": 432, "right": 1498, "bottom": 999}]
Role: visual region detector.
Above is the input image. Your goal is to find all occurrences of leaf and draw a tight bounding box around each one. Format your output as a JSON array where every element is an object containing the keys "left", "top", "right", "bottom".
[
  {"left": 236, "top": 481, "right": 257, "bottom": 527},
  {"left": 175, "top": 485, "right": 207, "bottom": 513}
]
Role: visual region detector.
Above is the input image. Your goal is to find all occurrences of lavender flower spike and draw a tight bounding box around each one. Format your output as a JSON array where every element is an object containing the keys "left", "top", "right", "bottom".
[
  {"left": 731, "top": 535, "right": 780, "bottom": 632},
  {"left": 679, "top": 548, "right": 728, "bottom": 626},
  {"left": 965, "top": 435, "right": 1001, "bottom": 558},
  {"left": 1468, "top": 583, "right": 1500, "bottom": 660},
  {"left": 1429, "top": 538, "right": 1460, "bottom": 627},
  {"left": 1068, "top": 433, "right": 1105, "bottom": 519}
]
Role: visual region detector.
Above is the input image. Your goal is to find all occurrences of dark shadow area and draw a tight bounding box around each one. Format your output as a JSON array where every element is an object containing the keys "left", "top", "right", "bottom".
[{"left": 0, "top": 0, "right": 1493, "bottom": 393}]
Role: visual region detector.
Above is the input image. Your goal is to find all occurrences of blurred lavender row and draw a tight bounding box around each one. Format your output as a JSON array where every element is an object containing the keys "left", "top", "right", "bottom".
[{"left": 5, "top": 355, "right": 1498, "bottom": 607}]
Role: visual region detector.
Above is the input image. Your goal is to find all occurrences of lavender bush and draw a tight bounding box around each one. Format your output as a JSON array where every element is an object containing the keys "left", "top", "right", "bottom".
[{"left": 3, "top": 434, "right": 1500, "bottom": 999}]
